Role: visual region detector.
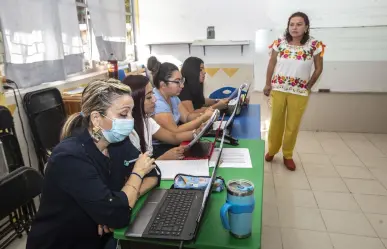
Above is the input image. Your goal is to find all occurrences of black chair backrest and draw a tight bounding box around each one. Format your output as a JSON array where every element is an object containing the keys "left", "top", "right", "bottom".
[
  {"left": 23, "top": 88, "right": 66, "bottom": 153},
  {"left": 0, "top": 106, "right": 14, "bottom": 132},
  {"left": 0, "top": 134, "right": 24, "bottom": 172},
  {"left": 0, "top": 106, "right": 25, "bottom": 172},
  {"left": 0, "top": 167, "right": 43, "bottom": 219}
]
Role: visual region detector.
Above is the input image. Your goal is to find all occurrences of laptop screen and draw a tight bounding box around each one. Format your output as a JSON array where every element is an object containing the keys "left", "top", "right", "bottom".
[
  {"left": 224, "top": 87, "right": 243, "bottom": 128},
  {"left": 196, "top": 129, "right": 226, "bottom": 222},
  {"left": 227, "top": 82, "right": 248, "bottom": 100},
  {"left": 186, "top": 109, "right": 220, "bottom": 148}
]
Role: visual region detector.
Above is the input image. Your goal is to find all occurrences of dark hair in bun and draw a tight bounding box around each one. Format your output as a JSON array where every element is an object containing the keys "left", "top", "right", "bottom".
[{"left": 147, "top": 56, "right": 179, "bottom": 89}]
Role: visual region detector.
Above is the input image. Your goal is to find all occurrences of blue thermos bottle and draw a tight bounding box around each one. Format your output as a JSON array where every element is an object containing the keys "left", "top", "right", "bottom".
[{"left": 220, "top": 179, "right": 255, "bottom": 238}]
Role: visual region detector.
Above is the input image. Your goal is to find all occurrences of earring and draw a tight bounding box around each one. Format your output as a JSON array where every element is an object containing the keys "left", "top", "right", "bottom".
[{"left": 91, "top": 126, "right": 103, "bottom": 142}]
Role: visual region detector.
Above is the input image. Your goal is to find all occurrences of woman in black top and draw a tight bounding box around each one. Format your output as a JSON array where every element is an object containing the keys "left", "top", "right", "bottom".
[
  {"left": 26, "top": 79, "right": 159, "bottom": 249},
  {"left": 179, "top": 57, "right": 229, "bottom": 112}
]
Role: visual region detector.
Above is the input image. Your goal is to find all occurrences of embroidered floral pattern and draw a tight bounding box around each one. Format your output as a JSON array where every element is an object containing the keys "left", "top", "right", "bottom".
[
  {"left": 268, "top": 36, "right": 326, "bottom": 96},
  {"left": 271, "top": 74, "right": 308, "bottom": 94},
  {"left": 269, "top": 38, "right": 326, "bottom": 60}
]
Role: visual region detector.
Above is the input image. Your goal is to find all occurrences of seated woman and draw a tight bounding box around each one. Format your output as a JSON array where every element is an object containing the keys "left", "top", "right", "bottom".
[
  {"left": 26, "top": 79, "right": 158, "bottom": 249},
  {"left": 179, "top": 56, "right": 229, "bottom": 113},
  {"left": 147, "top": 57, "right": 214, "bottom": 156},
  {"left": 122, "top": 75, "right": 202, "bottom": 160}
]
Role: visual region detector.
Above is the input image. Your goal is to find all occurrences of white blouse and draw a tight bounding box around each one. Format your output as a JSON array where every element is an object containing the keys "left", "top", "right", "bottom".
[
  {"left": 269, "top": 36, "right": 325, "bottom": 96},
  {"left": 129, "top": 117, "right": 160, "bottom": 155}
]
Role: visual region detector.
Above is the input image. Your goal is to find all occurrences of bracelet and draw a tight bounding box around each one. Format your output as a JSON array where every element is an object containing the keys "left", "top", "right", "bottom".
[{"left": 131, "top": 172, "right": 143, "bottom": 181}]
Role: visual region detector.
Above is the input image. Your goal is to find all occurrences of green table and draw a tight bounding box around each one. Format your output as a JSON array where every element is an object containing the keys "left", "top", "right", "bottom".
[{"left": 114, "top": 139, "right": 265, "bottom": 249}]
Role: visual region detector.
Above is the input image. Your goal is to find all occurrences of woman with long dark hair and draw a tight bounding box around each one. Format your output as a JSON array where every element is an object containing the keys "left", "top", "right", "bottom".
[
  {"left": 147, "top": 57, "right": 215, "bottom": 156},
  {"left": 179, "top": 56, "right": 229, "bottom": 112},
  {"left": 263, "top": 12, "right": 325, "bottom": 171},
  {"left": 123, "top": 75, "right": 201, "bottom": 160}
]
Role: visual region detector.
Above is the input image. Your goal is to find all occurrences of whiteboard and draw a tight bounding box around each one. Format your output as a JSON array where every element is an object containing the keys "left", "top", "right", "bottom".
[
  {"left": 138, "top": 0, "right": 387, "bottom": 44},
  {"left": 266, "top": 0, "right": 387, "bottom": 28},
  {"left": 138, "top": 0, "right": 265, "bottom": 43},
  {"left": 254, "top": 27, "right": 387, "bottom": 92}
]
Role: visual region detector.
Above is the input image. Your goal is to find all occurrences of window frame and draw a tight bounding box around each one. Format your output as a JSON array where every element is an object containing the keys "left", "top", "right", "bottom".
[
  {"left": 125, "top": 0, "right": 136, "bottom": 61},
  {"left": 0, "top": 24, "right": 4, "bottom": 76}
]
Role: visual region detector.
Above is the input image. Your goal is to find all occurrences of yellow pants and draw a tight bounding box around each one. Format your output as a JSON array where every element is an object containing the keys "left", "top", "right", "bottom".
[{"left": 268, "top": 91, "right": 309, "bottom": 159}]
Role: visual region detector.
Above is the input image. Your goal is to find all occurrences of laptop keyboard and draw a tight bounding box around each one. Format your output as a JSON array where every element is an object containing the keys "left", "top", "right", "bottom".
[{"left": 147, "top": 191, "right": 196, "bottom": 237}]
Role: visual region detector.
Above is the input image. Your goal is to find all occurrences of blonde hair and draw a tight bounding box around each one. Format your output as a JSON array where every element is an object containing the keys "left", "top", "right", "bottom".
[{"left": 60, "top": 78, "right": 131, "bottom": 140}]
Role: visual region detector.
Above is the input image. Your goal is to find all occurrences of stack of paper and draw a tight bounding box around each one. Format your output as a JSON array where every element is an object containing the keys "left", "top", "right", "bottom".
[
  {"left": 155, "top": 159, "right": 209, "bottom": 180},
  {"left": 209, "top": 148, "right": 252, "bottom": 168}
]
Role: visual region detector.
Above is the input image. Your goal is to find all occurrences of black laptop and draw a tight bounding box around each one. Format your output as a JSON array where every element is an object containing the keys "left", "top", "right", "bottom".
[
  {"left": 125, "top": 133, "right": 225, "bottom": 241},
  {"left": 181, "top": 110, "right": 221, "bottom": 160}
]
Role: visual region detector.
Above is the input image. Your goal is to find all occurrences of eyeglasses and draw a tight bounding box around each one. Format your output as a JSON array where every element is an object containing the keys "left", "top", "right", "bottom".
[{"left": 166, "top": 78, "right": 185, "bottom": 85}]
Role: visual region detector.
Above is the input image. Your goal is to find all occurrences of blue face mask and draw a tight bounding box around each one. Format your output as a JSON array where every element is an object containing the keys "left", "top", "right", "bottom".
[{"left": 101, "top": 115, "right": 134, "bottom": 143}]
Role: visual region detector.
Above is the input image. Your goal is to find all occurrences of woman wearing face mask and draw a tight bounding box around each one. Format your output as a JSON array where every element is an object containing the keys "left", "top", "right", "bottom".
[
  {"left": 148, "top": 57, "right": 214, "bottom": 156},
  {"left": 179, "top": 56, "right": 229, "bottom": 113},
  {"left": 27, "top": 79, "right": 157, "bottom": 249},
  {"left": 122, "top": 75, "right": 201, "bottom": 160},
  {"left": 263, "top": 12, "right": 325, "bottom": 171}
]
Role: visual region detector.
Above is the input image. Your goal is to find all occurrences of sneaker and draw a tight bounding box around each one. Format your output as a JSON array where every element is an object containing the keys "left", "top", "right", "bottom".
[
  {"left": 283, "top": 157, "right": 296, "bottom": 171},
  {"left": 265, "top": 153, "right": 274, "bottom": 162}
]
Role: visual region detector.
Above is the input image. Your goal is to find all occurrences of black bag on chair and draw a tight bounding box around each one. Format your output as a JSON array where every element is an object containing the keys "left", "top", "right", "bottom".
[
  {"left": 23, "top": 88, "right": 66, "bottom": 173},
  {"left": 0, "top": 106, "right": 25, "bottom": 172}
]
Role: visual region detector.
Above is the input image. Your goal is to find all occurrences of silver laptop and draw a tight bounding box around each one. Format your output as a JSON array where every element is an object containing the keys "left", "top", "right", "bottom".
[{"left": 125, "top": 130, "right": 226, "bottom": 241}]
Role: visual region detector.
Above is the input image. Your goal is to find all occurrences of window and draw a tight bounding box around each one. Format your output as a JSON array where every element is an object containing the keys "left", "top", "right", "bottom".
[
  {"left": 75, "top": 0, "right": 136, "bottom": 70},
  {"left": 76, "top": 0, "right": 92, "bottom": 70},
  {"left": 125, "top": 0, "right": 135, "bottom": 61}
]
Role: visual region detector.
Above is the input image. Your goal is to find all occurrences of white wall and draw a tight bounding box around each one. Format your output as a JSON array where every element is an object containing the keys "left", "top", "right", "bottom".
[{"left": 136, "top": 0, "right": 387, "bottom": 92}]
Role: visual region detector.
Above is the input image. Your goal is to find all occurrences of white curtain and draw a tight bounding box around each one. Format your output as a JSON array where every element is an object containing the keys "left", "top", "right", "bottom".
[
  {"left": 0, "top": 0, "right": 84, "bottom": 88},
  {"left": 88, "top": 0, "right": 127, "bottom": 61},
  {"left": 58, "top": 0, "right": 85, "bottom": 75}
]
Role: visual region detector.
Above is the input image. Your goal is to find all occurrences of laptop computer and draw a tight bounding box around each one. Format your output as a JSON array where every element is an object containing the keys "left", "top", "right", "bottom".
[
  {"left": 125, "top": 131, "right": 226, "bottom": 241},
  {"left": 241, "top": 82, "right": 251, "bottom": 106},
  {"left": 212, "top": 85, "right": 244, "bottom": 133},
  {"left": 180, "top": 110, "right": 221, "bottom": 160}
]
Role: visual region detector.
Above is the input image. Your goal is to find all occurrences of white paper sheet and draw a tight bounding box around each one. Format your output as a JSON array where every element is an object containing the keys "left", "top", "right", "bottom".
[
  {"left": 209, "top": 148, "right": 252, "bottom": 168},
  {"left": 212, "top": 121, "right": 226, "bottom": 130},
  {"left": 155, "top": 159, "right": 209, "bottom": 180}
]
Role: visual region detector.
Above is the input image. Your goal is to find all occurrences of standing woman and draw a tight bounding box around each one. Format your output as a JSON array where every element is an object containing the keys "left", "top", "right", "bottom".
[{"left": 263, "top": 12, "right": 325, "bottom": 171}]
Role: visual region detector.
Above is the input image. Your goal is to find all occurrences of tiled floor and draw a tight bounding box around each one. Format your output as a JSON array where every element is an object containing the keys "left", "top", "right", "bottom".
[
  {"left": 262, "top": 131, "right": 387, "bottom": 249},
  {"left": 6, "top": 132, "right": 387, "bottom": 249}
]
